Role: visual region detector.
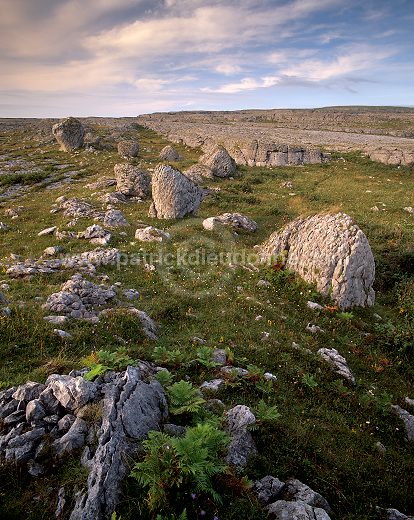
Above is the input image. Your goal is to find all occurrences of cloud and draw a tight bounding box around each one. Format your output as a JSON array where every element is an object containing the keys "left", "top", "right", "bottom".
[
  {"left": 215, "top": 63, "right": 243, "bottom": 76},
  {"left": 0, "top": 0, "right": 410, "bottom": 116},
  {"left": 202, "top": 76, "right": 280, "bottom": 94},
  {"left": 280, "top": 45, "right": 397, "bottom": 81}
]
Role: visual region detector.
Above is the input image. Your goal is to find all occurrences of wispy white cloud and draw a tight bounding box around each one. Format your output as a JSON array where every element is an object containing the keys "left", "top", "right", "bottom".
[
  {"left": 202, "top": 76, "right": 280, "bottom": 94},
  {"left": 280, "top": 45, "right": 397, "bottom": 81}
]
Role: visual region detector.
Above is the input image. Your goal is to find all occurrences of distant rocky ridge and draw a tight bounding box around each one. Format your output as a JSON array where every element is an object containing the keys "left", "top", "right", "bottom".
[{"left": 137, "top": 108, "right": 414, "bottom": 167}]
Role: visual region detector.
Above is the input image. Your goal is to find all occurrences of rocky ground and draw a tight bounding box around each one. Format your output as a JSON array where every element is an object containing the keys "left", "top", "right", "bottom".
[
  {"left": 137, "top": 107, "right": 414, "bottom": 166},
  {"left": 0, "top": 115, "right": 413, "bottom": 520}
]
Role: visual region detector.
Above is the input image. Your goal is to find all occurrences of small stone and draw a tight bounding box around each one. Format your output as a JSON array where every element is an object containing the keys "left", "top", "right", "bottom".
[
  {"left": 43, "top": 246, "right": 64, "bottom": 257},
  {"left": 135, "top": 226, "right": 171, "bottom": 242},
  {"left": 257, "top": 279, "right": 271, "bottom": 288},
  {"left": 200, "top": 379, "right": 225, "bottom": 394},
  {"left": 38, "top": 226, "right": 57, "bottom": 237},
  {"left": 44, "top": 315, "right": 68, "bottom": 325},
  {"left": 307, "top": 301, "right": 324, "bottom": 310},
  {"left": 220, "top": 366, "right": 249, "bottom": 378},
  {"left": 306, "top": 323, "right": 325, "bottom": 334},
  {"left": 391, "top": 405, "right": 414, "bottom": 442},
  {"left": 103, "top": 209, "right": 128, "bottom": 227},
  {"left": 50, "top": 375, "right": 97, "bottom": 411},
  {"left": 224, "top": 405, "right": 257, "bottom": 467},
  {"left": 375, "top": 441, "right": 386, "bottom": 454},
  {"left": 27, "top": 461, "right": 46, "bottom": 477},
  {"left": 26, "top": 399, "right": 47, "bottom": 424},
  {"left": 252, "top": 475, "right": 285, "bottom": 504},
  {"left": 13, "top": 382, "right": 46, "bottom": 402},
  {"left": 53, "top": 417, "right": 88, "bottom": 457},
  {"left": 203, "top": 213, "right": 257, "bottom": 232},
  {"left": 212, "top": 349, "right": 227, "bottom": 365},
  {"left": 317, "top": 348, "right": 356, "bottom": 384},
  {"left": 53, "top": 329, "right": 73, "bottom": 340},
  {"left": 123, "top": 288, "right": 140, "bottom": 300}
]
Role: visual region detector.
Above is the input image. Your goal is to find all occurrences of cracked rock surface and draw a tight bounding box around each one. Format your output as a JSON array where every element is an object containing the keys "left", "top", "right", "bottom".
[
  {"left": 258, "top": 212, "right": 375, "bottom": 309},
  {"left": 70, "top": 366, "right": 167, "bottom": 520},
  {"left": 199, "top": 145, "right": 237, "bottom": 177},
  {"left": 114, "top": 163, "right": 151, "bottom": 198},
  {"left": 149, "top": 164, "right": 204, "bottom": 219},
  {"left": 317, "top": 348, "right": 356, "bottom": 384},
  {"left": 224, "top": 404, "right": 257, "bottom": 467},
  {"left": 52, "top": 118, "right": 84, "bottom": 152},
  {"left": 43, "top": 274, "right": 117, "bottom": 319},
  {"left": 0, "top": 365, "right": 167, "bottom": 520},
  {"left": 203, "top": 212, "right": 258, "bottom": 232}
]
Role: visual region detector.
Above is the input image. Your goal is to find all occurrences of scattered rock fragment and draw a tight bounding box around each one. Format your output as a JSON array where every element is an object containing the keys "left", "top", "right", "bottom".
[
  {"left": 391, "top": 405, "right": 414, "bottom": 442},
  {"left": 77, "top": 224, "right": 111, "bottom": 245},
  {"left": 224, "top": 405, "right": 257, "bottom": 467},
  {"left": 118, "top": 289, "right": 138, "bottom": 303},
  {"left": 38, "top": 226, "right": 56, "bottom": 237},
  {"left": 252, "top": 475, "right": 285, "bottom": 505},
  {"left": 54, "top": 329, "right": 73, "bottom": 340},
  {"left": 200, "top": 379, "right": 225, "bottom": 394},
  {"left": 43, "top": 274, "right": 116, "bottom": 320},
  {"left": 43, "top": 246, "right": 64, "bottom": 257},
  {"left": 59, "top": 198, "right": 95, "bottom": 218},
  {"left": 267, "top": 500, "right": 331, "bottom": 520},
  {"left": 203, "top": 212, "right": 258, "bottom": 232},
  {"left": 135, "top": 226, "right": 171, "bottom": 242},
  {"left": 102, "top": 209, "right": 129, "bottom": 227},
  {"left": 317, "top": 348, "right": 356, "bottom": 384}
]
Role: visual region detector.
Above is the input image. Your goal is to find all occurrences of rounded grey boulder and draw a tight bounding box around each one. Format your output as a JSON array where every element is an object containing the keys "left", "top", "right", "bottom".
[
  {"left": 52, "top": 117, "right": 85, "bottom": 151},
  {"left": 258, "top": 212, "right": 375, "bottom": 309},
  {"left": 114, "top": 163, "right": 151, "bottom": 198},
  {"left": 199, "top": 145, "right": 237, "bottom": 178},
  {"left": 118, "top": 140, "right": 139, "bottom": 158},
  {"left": 149, "top": 164, "right": 204, "bottom": 219},
  {"left": 159, "top": 145, "right": 181, "bottom": 161}
]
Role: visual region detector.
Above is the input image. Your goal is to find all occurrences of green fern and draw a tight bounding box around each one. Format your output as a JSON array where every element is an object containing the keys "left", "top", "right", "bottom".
[
  {"left": 195, "top": 346, "right": 219, "bottom": 369},
  {"left": 83, "top": 347, "right": 136, "bottom": 381},
  {"left": 155, "top": 369, "right": 174, "bottom": 387},
  {"left": 131, "top": 422, "right": 229, "bottom": 512},
  {"left": 131, "top": 431, "right": 181, "bottom": 511},
  {"left": 153, "top": 345, "right": 187, "bottom": 366},
  {"left": 255, "top": 400, "right": 281, "bottom": 422},
  {"left": 84, "top": 364, "right": 109, "bottom": 381},
  {"left": 301, "top": 373, "right": 319, "bottom": 389},
  {"left": 167, "top": 380, "right": 206, "bottom": 415}
]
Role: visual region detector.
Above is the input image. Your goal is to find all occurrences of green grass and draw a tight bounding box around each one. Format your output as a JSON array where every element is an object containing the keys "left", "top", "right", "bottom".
[{"left": 0, "top": 122, "right": 413, "bottom": 519}]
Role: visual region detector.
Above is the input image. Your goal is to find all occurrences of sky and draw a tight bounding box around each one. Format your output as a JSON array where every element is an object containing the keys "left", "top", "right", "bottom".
[{"left": 0, "top": 0, "right": 413, "bottom": 117}]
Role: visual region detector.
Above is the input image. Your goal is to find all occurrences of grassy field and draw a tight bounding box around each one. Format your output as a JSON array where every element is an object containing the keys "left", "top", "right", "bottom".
[{"left": 0, "top": 123, "right": 413, "bottom": 519}]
